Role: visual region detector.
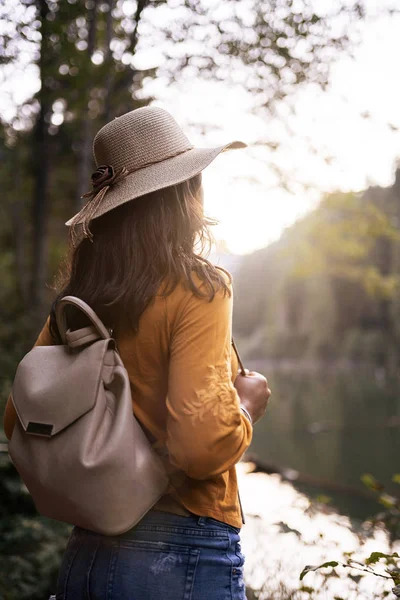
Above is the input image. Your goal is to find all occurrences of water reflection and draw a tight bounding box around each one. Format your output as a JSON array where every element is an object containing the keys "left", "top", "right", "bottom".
[
  {"left": 238, "top": 464, "right": 397, "bottom": 599},
  {"left": 246, "top": 366, "right": 400, "bottom": 519}
]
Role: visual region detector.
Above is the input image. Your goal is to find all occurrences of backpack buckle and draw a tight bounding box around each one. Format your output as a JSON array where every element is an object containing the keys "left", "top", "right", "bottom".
[{"left": 26, "top": 422, "right": 53, "bottom": 436}]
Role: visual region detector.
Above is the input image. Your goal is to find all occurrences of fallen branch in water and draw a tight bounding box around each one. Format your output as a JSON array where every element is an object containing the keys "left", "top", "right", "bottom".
[{"left": 242, "top": 453, "right": 398, "bottom": 502}]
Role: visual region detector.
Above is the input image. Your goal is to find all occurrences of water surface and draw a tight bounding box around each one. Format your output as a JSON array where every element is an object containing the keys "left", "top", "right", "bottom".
[
  {"left": 238, "top": 464, "right": 397, "bottom": 599},
  {"left": 245, "top": 364, "right": 400, "bottom": 518}
]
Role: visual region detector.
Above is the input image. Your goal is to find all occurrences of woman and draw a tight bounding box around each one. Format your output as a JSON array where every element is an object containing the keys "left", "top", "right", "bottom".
[{"left": 3, "top": 106, "right": 271, "bottom": 599}]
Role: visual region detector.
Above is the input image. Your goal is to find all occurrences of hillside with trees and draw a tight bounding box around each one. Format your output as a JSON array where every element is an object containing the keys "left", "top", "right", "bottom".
[{"left": 233, "top": 168, "right": 400, "bottom": 371}]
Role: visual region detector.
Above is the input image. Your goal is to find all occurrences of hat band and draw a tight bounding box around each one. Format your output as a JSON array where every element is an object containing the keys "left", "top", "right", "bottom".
[
  {"left": 70, "top": 145, "right": 195, "bottom": 245},
  {"left": 123, "top": 145, "right": 194, "bottom": 175}
]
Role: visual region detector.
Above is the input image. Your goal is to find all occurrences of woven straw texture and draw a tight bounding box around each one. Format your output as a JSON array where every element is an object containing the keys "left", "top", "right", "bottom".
[{"left": 66, "top": 106, "right": 246, "bottom": 226}]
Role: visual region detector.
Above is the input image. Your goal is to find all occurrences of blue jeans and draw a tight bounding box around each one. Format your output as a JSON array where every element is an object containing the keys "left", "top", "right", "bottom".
[{"left": 55, "top": 510, "right": 246, "bottom": 599}]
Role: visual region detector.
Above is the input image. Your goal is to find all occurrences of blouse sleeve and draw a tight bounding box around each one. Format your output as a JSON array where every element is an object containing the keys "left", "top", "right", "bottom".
[
  {"left": 3, "top": 317, "right": 55, "bottom": 440},
  {"left": 166, "top": 281, "right": 253, "bottom": 480}
]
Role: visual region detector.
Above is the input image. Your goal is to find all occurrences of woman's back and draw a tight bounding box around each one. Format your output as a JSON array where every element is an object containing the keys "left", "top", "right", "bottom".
[
  {"left": 25, "top": 271, "right": 249, "bottom": 528},
  {"left": 115, "top": 272, "right": 248, "bottom": 528}
]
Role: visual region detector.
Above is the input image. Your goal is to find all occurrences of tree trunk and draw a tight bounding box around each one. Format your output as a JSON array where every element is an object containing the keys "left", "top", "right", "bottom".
[
  {"left": 31, "top": 0, "right": 51, "bottom": 326},
  {"left": 11, "top": 144, "right": 29, "bottom": 308},
  {"left": 103, "top": 0, "right": 115, "bottom": 122},
  {"left": 107, "top": 0, "right": 149, "bottom": 115},
  {"left": 76, "top": 0, "right": 98, "bottom": 208}
]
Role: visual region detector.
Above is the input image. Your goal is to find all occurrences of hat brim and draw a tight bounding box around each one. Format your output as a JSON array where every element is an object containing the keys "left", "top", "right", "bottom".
[{"left": 66, "top": 141, "right": 246, "bottom": 227}]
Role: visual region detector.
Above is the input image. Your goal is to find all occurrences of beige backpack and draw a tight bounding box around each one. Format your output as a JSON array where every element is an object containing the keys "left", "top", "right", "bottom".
[{"left": 8, "top": 296, "right": 169, "bottom": 535}]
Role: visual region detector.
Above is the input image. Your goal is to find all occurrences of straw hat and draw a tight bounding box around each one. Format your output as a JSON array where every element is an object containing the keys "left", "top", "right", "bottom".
[{"left": 66, "top": 106, "right": 246, "bottom": 239}]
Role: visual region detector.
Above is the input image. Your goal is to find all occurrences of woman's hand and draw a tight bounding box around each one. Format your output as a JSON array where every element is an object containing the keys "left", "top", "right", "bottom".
[{"left": 234, "top": 370, "right": 271, "bottom": 425}]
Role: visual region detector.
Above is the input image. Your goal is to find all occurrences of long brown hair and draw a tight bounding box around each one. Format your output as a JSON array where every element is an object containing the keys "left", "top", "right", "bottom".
[{"left": 49, "top": 174, "right": 230, "bottom": 341}]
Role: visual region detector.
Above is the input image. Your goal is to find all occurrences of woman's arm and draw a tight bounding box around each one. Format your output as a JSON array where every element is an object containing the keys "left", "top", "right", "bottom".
[
  {"left": 166, "top": 281, "right": 252, "bottom": 480},
  {"left": 3, "top": 317, "right": 54, "bottom": 440}
]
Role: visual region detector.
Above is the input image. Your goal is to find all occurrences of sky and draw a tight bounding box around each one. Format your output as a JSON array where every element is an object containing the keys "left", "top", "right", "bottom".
[{"left": 2, "top": 1, "right": 400, "bottom": 255}]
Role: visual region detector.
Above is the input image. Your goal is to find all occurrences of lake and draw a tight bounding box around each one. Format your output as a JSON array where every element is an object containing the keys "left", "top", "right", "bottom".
[
  {"left": 238, "top": 364, "right": 400, "bottom": 598},
  {"left": 238, "top": 464, "right": 398, "bottom": 599},
  {"left": 244, "top": 363, "right": 400, "bottom": 519}
]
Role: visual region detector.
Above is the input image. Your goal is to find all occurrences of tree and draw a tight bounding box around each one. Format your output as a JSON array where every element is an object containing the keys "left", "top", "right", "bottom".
[
  {"left": 156, "top": 0, "right": 366, "bottom": 105},
  {"left": 1, "top": 0, "right": 156, "bottom": 323},
  {"left": 150, "top": 0, "right": 369, "bottom": 152}
]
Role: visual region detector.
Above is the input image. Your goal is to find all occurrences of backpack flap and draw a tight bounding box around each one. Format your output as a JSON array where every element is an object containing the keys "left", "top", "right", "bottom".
[{"left": 11, "top": 339, "right": 112, "bottom": 437}]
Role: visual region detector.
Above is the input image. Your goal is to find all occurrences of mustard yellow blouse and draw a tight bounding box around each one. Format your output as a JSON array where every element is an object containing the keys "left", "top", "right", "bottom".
[{"left": 3, "top": 272, "right": 252, "bottom": 528}]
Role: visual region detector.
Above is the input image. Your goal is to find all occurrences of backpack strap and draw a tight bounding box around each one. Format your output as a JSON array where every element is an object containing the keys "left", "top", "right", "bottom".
[
  {"left": 65, "top": 325, "right": 102, "bottom": 348},
  {"left": 56, "top": 296, "right": 111, "bottom": 344}
]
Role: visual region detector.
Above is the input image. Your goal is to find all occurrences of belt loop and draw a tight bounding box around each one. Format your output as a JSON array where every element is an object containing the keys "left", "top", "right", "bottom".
[
  {"left": 86, "top": 538, "right": 100, "bottom": 599},
  {"left": 197, "top": 516, "right": 207, "bottom": 527}
]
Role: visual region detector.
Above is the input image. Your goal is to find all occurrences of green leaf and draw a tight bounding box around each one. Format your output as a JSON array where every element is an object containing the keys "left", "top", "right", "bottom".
[
  {"left": 349, "top": 574, "right": 363, "bottom": 583},
  {"left": 274, "top": 521, "right": 302, "bottom": 538},
  {"left": 365, "top": 552, "right": 399, "bottom": 565},
  {"left": 361, "top": 473, "right": 384, "bottom": 492},
  {"left": 392, "top": 474, "right": 400, "bottom": 485},
  {"left": 316, "top": 495, "right": 332, "bottom": 505},
  {"left": 388, "top": 569, "right": 400, "bottom": 586},
  {"left": 379, "top": 493, "right": 397, "bottom": 509},
  {"left": 300, "top": 561, "right": 339, "bottom": 580}
]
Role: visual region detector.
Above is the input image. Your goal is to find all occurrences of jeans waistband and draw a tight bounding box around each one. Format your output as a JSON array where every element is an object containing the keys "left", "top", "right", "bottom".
[{"left": 74, "top": 510, "right": 240, "bottom": 540}]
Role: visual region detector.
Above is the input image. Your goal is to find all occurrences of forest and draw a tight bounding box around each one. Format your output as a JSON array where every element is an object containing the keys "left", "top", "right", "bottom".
[{"left": 1, "top": 0, "right": 400, "bottom": 598}]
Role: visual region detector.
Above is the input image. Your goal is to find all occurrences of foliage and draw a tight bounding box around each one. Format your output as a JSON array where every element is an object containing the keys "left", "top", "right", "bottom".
[
  {"left": 0, "top": 386, "right": 69, "bottom": 600},
  {"left": 233, "top": 172, "right": 400, "bottom": 370},
  {"left": 361, "top": 474, "right": 400, "bottom": 546},
  {"left": 300, "top": 552, "right": 400, "bottom": 598},
  {"left": 0, "top": 450, "right": 70, "bottom": 600},
  {"left": 289, "top": 191, "right": 400, "bottom": 296},
  {"left": 151, "top": 0, "right": 366, "bottom": 112},
  {"left": 2, "top": 0, "right": 372, "bottom": 127},
  {"left": 296, "top": 474, "right": 400, "bottom": 599}
]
